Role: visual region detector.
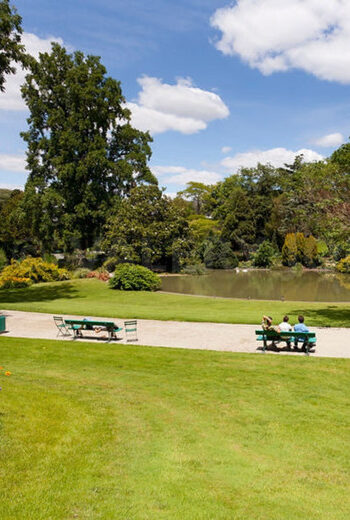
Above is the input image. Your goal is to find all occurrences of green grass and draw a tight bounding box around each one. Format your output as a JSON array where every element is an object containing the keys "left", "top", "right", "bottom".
[
  {"left": 0, "top": 336, "right": 349, "bottom": 519},
  {"left": 1, "top": 278, "right": 350, "bottom": 327}
]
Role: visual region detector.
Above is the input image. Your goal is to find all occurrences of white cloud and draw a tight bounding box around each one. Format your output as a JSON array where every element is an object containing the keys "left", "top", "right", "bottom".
[
  {"left": 152, "top": 165, "right": 222, "bottom": 185},
  {"left": 0, "top": 32, "right": 63, "bottom": 111},
  {"left": 221, "top": 147, "right": 323, "bottom": 171},
  {"left": 127, "top": 76, "right": 229, "bottom": 135},
  {"left": 313, "top": 132, "right": 344, "bottom": 147},
  {"left": 211, "top": 1, "right": 350, "bottom": 83},
  {"left": 221, "top": 146, "right": 232, "bottom": 153},
  {"left": 0, "top": 153, "right": 26, "bottom": 172}
]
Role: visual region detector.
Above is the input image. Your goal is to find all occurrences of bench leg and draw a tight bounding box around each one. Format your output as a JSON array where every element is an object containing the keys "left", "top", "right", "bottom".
[{"left": 263, "top": 339, "right": 267, "bottom": 353}]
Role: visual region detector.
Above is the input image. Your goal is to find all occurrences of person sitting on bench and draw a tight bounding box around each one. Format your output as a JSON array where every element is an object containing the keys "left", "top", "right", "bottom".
[
  {"left": 278, "top": 315, "right": 292, "bottom": 348},
  {"left": 294, "top": 315, "right": 309, "bottom": 350}
]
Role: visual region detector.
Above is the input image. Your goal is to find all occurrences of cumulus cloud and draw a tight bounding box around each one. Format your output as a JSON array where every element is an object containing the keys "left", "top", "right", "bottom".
[
  {"left": 0, "top": 32, "right": 63, "bottom": 111},
  {"left": 221, "top": 147, "right": 323, "bottom": 171},
  {"left": 313, "top": 132, "right": 344, "bottom": 147},
  {"left": 221, "top": 146, "right": 232, "bottom": 153},
  {"left": 152, "top": 165, "right": 222, "bottom": 186},
  {"left": 0, "top": 153, "right": 26, "bottom": 172},
  {"left": 211, "top": 1, "right": 350, "bottom": 83},
  {"left": 127, "top": 76, "right": 229, "bottom": 134}
]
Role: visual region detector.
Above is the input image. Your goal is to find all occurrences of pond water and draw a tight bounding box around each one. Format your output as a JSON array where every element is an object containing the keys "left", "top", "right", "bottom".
[{"left": 161, "top": 269, "right": 350, "bottom": 302}]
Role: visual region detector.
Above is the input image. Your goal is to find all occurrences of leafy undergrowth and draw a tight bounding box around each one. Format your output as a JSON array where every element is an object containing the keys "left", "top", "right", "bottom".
[{"left": 0, "top": 336, "right": 349, "bottom": 519}]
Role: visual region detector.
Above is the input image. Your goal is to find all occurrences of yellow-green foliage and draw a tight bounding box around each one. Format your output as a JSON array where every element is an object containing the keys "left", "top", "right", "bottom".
[
  {"left": 0, "top": 257, "right": 69, "bottom": 289},
  {"left": 282, "top": 233, "right": 319, "bottom": 267},
  {"left": 336, "top": 255, "right": 350, "bottom": 273},
  {"left": 282, "top": 233, "right": 298, "bottom": 266}
]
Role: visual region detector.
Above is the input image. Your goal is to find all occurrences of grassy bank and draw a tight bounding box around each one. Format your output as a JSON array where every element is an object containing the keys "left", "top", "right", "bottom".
[
  {"left": 1, "top": 278, "right": 350, "bottom": 327},
  {"left": 0, "top": 336, "right": 349, "bottom": 519}
]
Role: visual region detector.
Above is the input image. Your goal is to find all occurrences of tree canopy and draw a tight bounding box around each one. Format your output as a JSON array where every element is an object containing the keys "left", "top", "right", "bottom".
[
  {"left": 0, "top": 0, "right": 25, "bottom": 91},
  {"left": 21, "top": 43, "right": 156, "bottom": 251}
]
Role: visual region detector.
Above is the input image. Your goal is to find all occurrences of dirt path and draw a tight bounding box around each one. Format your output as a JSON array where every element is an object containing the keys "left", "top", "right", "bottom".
[{"left": 0, "top": 310, "right": 349, "bottom": 358}]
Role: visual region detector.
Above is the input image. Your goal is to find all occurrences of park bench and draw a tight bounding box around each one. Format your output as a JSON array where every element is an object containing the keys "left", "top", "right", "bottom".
[
  {"left": 255, "top": 330, "right": 316, "bottom": 355},
  {"left": 64, "top": 319, "right": 123, "bottom": 342}
]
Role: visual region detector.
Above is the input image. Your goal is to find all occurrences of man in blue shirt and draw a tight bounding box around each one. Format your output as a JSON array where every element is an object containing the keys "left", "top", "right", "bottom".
[{"left": 294, "top": 315, "right": 309, "bottom": 350}]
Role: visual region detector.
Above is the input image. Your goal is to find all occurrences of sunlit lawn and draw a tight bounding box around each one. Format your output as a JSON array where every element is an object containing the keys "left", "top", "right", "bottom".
[
  {"left": 0, "top": 336, "right": 349, "bottom": 519},
  {"left": 0, "top": 278, "right": 350, "bottom": 327}
]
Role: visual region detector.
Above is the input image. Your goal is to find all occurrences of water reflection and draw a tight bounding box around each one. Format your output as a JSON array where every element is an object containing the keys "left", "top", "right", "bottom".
[{"left": 161, "top": 270, "right": 350, "bottom": 302}]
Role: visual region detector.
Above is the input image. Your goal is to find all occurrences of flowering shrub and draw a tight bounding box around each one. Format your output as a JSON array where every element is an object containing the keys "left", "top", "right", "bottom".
[
  {"left": 0, "top": 257, "right": 69, "bottom": 289},
  {"left": 109, "top": 263, "right": 161, "bottom": 291},
  {"left": 86, "top": 269, "right": 110, "bottom": 281}
]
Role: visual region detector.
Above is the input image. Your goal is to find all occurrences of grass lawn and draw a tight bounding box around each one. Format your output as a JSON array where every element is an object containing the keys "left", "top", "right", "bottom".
[
  {"left": 0, "top": 336, "right": 349, "bottom": 519},
  {"left": 1, "top": 278, "right": 350, "bottom": 327}
]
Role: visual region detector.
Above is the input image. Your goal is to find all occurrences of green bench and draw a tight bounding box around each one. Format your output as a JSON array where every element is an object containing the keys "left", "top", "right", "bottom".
[
  {"left": 255, "top": 330, "right": 316, "bottom": 355},
  {"left": 64, "top": 319, "right": 123, "bottom": 342}
]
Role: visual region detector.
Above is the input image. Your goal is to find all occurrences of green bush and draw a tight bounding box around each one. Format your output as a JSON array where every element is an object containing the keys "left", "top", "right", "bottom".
[
  {"left": 336, "top": 255, "right": 350, "bottom": 273},
  {"left": 0, "top": 257, "right": 69, "bottom": 289},
  {"left": 253, "top": 241, "right": 276, "bottom": 268},
  {"left": 109, "top": 263, "right": 161, "bottom": 291}
]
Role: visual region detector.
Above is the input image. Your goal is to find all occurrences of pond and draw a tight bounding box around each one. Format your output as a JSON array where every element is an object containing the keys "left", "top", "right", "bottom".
[{"left": 161, "top": 269, "right": 350, "bottom": 302}]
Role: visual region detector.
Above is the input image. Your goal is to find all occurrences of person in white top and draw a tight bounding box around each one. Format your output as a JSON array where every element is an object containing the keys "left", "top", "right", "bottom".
[{"left": 278, "top": 315, "right": 293, "bottom": 332}]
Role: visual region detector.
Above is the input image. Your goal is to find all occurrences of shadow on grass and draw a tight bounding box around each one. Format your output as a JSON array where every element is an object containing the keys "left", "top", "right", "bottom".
[
  {"left": 0, "top": 282, "right": 79, "bottom": 304},
  {"left": 294, "top": 306, "right": 350, "bottom": 328}
]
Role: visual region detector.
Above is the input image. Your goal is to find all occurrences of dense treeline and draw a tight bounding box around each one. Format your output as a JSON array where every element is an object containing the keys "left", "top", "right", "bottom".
[{"left": 1, "top": 148, "right": 350, "bottom": 273}]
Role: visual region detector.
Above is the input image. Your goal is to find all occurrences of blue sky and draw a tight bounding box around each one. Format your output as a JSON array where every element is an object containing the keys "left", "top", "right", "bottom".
[{"left": 1, "top": 0, "right": 350, "bottom": 194}]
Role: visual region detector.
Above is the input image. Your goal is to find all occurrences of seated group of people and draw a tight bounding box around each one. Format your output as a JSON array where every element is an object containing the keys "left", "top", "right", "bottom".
[{"left": 261, "top": 314, "right": 309, "bottom": 349}]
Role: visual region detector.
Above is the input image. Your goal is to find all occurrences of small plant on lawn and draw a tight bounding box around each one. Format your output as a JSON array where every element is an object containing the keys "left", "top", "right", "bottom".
[{"left": 109, "top": 263, "right": 161, "bottom": 291}]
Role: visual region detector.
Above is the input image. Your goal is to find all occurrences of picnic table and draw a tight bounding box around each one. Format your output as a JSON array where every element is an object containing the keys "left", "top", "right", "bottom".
[
  {"left": 64, "top": 319, "right": 123, "bottom": 341},
  {"left": 255, "top": 329, "right": 316, "bottom": 355}
]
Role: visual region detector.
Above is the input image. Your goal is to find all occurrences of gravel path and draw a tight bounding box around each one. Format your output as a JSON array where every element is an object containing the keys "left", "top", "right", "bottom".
[{"left": 1, "top": 310, "right": 349, "bottom": 358}]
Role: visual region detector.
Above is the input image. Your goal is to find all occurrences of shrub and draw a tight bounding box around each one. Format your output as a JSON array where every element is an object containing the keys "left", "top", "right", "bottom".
[
  {"left": 303, "top": 235, "right": 319, "bottom": 267},
  {"left": 182, "top": 263, "right": 207, "bottom": 275},
  {"left": 0, "top": 257, "right": 69, "bottom": 288},
  {"left": 336, "top": 255, "right": 350, "bottom": 273},
  {"left": 0, "top": 275, "right": 32, "bottom": 289},
  {"left": 109, "top": 263, "right": 161, "bottom": 291},
  {"left": 71, "top": 268, "right": 90, "bottom": 279},
  {"left": 87, "top": 269, "right": 110, "bottom": 282},
  {"left": 253, "top": 241, "right": 276, "bottom": 268},
  {"left": 282, "top": 233, "right": 319, "bottom": 267},
  {"left": 282, "top": 233, "right": 298, "bottom": 266}
]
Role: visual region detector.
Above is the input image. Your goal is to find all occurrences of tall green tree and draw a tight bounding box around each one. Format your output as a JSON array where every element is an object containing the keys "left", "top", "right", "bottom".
[
  {"left": 103, "top": 185, "right": 193, "bottom": 271},
  {"left": 21, "top": 43, "right": 156, "bottom": 251},
  {"left": 0, "top": 0, "right": 25, "bottom": 91}
]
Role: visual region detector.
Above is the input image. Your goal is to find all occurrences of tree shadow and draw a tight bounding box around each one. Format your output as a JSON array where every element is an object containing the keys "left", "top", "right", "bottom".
[
  {"left": 0, "top": 282, "right": 79, "bottom": 304},
  {"left": 293, "top": 306, "right": 350, "bottom": 328}
]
